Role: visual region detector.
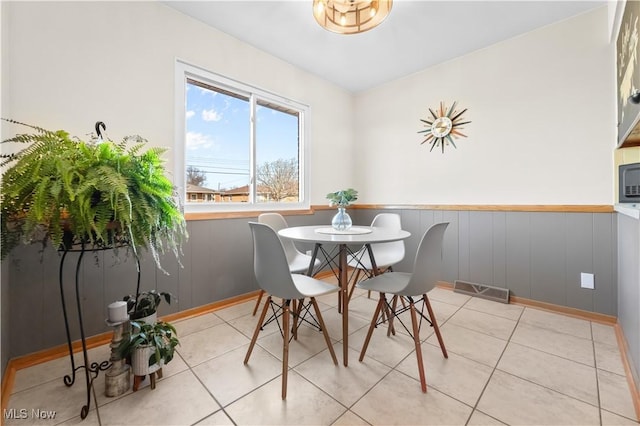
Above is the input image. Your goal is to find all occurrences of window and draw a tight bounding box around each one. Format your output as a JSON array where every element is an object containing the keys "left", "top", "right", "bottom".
[{"left": 175, "top": 61, "right": 309, "bottom": 213}]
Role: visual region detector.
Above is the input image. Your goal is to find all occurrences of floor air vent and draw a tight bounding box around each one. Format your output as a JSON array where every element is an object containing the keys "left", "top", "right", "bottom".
[{"left": 453, "top": 280, "right": 510, "bottom": 304}]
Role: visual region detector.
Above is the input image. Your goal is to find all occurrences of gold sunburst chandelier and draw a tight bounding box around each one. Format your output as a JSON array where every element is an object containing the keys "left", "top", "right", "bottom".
[{"left": 313, "top": 0, "right": 393, "bottom": 35}]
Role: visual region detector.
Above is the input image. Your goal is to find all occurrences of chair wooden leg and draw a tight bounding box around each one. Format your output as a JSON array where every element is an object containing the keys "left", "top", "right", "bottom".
[
  {"left": 409, "top": 300, "right": 427, "bottom": 393},
  {"left": 282, "top": 300, "right": 290, "bottom": 400},
  {"left": 252, "top": 290, "right": 265, "bottom": 316},
  {"left": 311, "top": 297, "right": 338, "bottom": 365},
  {"left": 347, "top": 269, "right": 361, "bottom": 303},
  {"left": 423, "top": 294, "right": 447, "bottom": 358},
  {"left": 245, "top": 296, "right": 271, "bottom": 364},
  {"left": 386, "top": 295, "right": 399, "bottom": 337},
  {"left": 359, "top": 294, "right": 385, "bottom": 362}
]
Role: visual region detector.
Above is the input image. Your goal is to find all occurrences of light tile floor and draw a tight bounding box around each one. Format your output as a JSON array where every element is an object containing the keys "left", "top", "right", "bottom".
[{"left": 6, "top": 286, "right": 640, "bottom": 425}]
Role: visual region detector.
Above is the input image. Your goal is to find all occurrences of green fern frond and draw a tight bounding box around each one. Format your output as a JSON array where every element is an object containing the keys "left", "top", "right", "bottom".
[{"left": 1, "top": 118, "right": 187, "bottom": 269}]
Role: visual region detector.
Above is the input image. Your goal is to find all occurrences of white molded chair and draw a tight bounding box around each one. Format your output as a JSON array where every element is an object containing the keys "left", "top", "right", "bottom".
[
  {"left": 245, "top": 222, "right": 338, "bottom": 399},
  {"left": 347, "top": 213, "right": 405, "bottom": 301},
  {"left": 357, "top": 222, "right": 449, "bottom": 393},
  {"left": 252, "top": 213, "right": 320, "bottom": 315}
]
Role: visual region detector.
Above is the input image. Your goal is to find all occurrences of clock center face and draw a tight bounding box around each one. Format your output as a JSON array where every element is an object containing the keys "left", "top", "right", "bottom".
[{"left": 431, "top": 116, "right": 453, "bottom": 138}]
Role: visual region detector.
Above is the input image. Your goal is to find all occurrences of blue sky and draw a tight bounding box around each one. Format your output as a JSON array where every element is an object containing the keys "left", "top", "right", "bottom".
[{"left": 185, "top": 82, "right": 299, "bottom": 191}]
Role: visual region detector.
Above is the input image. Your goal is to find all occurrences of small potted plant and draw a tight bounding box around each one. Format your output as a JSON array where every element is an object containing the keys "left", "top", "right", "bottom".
[
  {"left": 124, "top": 289, "right": 173, "bottom": 324},
  {"left": 326, "top": 188, "right": 358, "bottom": 231},
  {"left": 117, "top": 320, "right": 179, "bottom": 390}
]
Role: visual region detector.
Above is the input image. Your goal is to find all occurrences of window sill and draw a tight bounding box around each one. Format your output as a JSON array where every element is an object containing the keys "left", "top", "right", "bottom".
[{"left": 185, "top": 208, "right": 318, "bottom": 221}]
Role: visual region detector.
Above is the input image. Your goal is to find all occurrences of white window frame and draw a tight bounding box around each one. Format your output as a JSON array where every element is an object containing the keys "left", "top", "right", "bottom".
[{"left": 174, "top": 60, "right": 310, "bottom": 213}]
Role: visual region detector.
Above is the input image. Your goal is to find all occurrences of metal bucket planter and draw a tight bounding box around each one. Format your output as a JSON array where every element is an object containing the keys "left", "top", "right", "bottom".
[
  {"left": 132, "top": 311, "right": 157, "bottom": 326},
  {"left": 132, "top": 345, "right": 163, "bottom": 376},
  {"left": 131, "top": 345, "right": 164, "bottom": 390}
]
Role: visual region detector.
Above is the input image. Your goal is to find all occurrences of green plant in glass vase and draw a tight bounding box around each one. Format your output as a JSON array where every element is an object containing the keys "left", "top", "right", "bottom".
[
  {"left": 326, "top": 188, "right": 358, "bottom": 231},
  {"left": 0, "top": 119, "right": 187, "bottom": 271},
  {"left": 326, "top": 188, "right": 358, "bottom": 207}
]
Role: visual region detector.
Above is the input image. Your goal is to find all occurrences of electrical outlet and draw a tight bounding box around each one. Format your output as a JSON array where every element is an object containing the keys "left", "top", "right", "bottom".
[{"left": 580, "top": 273, "right": 594, "bottom": 289}]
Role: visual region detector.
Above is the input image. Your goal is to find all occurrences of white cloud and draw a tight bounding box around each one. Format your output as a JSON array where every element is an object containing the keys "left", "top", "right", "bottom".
[
  {"left": 186, "top": 132, "right": 214, "bottom": 150},
  {"left": 186, "top": 110, "right": 195, "bottom": 119},
  {"left": 202, "top": 108, "right": 222, "bottom": 122}
]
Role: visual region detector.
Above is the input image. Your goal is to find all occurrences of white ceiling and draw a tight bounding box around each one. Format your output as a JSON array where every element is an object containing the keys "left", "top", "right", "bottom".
[{"left": 163, "top": 0, "right": 606, "bottom": 93}]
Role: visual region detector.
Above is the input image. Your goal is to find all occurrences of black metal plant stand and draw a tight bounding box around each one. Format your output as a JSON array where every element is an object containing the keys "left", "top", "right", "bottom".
[{"left": 58, "top": 242, "right": 140, "bottom": 419}]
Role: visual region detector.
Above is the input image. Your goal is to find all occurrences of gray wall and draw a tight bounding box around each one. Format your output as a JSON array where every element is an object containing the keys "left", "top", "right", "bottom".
[
  {"left": 1, "top": 256, "right": 9, "bottom": 384},
  {"left": 2, "top": 208, "right": 617, "bottom": 361},
  {"left": 617, "top": 213, "right": 640, "bottom": 386},
  {"left": 357, "top": 209, "right": 617, "bottom": 315}
]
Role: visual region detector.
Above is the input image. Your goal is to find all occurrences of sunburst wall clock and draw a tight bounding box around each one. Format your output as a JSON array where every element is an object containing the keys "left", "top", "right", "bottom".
[{"left": 418, "top": 101, "right": 471, "bottom": 153}]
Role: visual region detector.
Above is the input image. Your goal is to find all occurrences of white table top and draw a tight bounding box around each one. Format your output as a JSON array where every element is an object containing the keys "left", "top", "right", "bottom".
[{"left": 278, "top": 225, "right": 410, "bottom": 244}]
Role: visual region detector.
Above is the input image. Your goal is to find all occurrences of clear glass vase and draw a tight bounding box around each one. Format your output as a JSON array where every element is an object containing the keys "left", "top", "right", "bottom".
[{"left": 331, "top": 207, "right": 352, "bottom": 231}]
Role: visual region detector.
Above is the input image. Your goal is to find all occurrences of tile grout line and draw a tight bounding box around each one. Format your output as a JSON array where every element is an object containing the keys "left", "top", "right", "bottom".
[
  {"left": 171, "top": 308, "right": 264, "bottom": 425},
  {"left": 175, "top": 348, "right": 228, "bottom": 425},
  {"left": 590, "top": 321, "right": 604, "bottom": 426},
  {"left": 205, "top": 298, "right": 357, "bottom": 425},
  {"left": 300, "top": 293, "right": 385, "bottom": 425},
  {"left": 467, "top": 305, "right": 622, "bottom": 424},
  {"left": 92, "top": 381, "right": 102, "bottom": 426},
  {"left": 371, "top": 293, "right": 491, "bottom": 424},
  {"left": 484, "top": 310, "right": 614, "bottom": 417},
  {"left": 449, "top": 306, "right": 607, "bottom": 371},
  {"left": 184, "top": 314, "right": 272, "bottom": 426},
  {"left": 340, "top": 294, "right": 452, "bottom": 424},
  {"left": 463, "top": 299, "right": 526, "bottom": 426}
]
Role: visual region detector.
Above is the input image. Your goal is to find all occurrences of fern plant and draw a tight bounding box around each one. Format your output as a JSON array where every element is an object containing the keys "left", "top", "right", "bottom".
[{"left": 0, "top": 119, "right": 187, "bottom": 271}]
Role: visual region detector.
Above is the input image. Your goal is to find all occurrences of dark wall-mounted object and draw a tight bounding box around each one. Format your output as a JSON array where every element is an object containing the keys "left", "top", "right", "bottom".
[{"left": 619, "top": 162, "right": 640, "bottom": 203}]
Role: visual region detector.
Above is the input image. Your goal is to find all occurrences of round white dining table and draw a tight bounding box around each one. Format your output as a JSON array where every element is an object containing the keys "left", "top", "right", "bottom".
[{"left": 278, "top": 225, "right": 411, "bottom": 366}]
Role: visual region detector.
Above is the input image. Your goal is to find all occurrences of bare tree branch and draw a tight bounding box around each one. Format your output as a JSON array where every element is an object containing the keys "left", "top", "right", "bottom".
[
  {"left": 186, "top": 166, "right": 207, "bottom": 187},
  {"left": 257, "top": 158, "right": 298, "bottom": 201}
]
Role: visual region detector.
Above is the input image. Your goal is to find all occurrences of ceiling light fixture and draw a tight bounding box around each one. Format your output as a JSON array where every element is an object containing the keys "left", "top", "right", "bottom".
[{"left": 313, "top": 0, "right": 393, "bottom": 35}]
